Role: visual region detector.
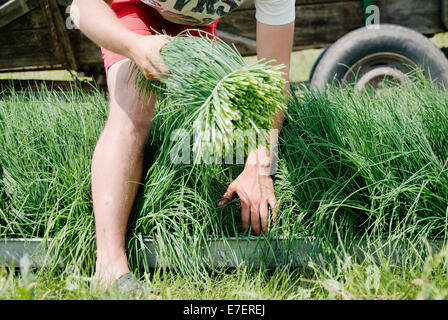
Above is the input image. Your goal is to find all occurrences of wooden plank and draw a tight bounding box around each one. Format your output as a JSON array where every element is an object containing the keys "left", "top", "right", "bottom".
[
  {"left": 293, "top": 2, "right": 365, "bottom": 48},
  {"left": 218, "top": 1, "right": 365, "bottom": 55},
  {"left": 0, "top": 28, "right": 102, "bottom": 69},
  {"left": 56, "top": 0, "right": 71, "bottom": 5},
  {"left": 3, "top": 4, "right": 48, "bottom": 30},
  {"left": 0, "top": 0, "right": 445, "bottom": 70},
  {"left": 376, "top": 0, "right": 444, "bottom": 35},
  {"left": 0, "top": 0, "right": 40, "bottom": 28},
  {"left": 0, "top": 3, "right": 102, "bottom": 71},
  {"left": 67, "top": 30, "right": 103, "bottom": 68},
  {"left": 0, "top": 6, "right": 61, "bottom": 69},
  {"left": 0, "top": 29, "right": 59, "bottom": 68},
  {"left": 41, "top": 0, "right": 78, "bottom": 70},
  {"left": 218, "top": 0, "right": 444, "bottom": 56},
  {"left": 444, "top": 0, "right": 448, "bottom": 30}
]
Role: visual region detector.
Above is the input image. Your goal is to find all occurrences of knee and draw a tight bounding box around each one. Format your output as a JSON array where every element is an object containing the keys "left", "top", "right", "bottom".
[
  {"left": 107, "top": 100, "right": 154, "bottom": 140},
  {"left": 124, "top": 101, "right": 154, "bottom": 133},
  {"left": 106, "top": 59, "right": 155, "bottom": 138}
]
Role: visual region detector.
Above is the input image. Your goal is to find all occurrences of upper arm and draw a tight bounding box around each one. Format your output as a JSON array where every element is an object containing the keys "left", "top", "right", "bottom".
[
  {"left": 254, "top": 0, "right": 295, "bottom": 26},
  {"left": 254, "top": 0, "right": 295, "bottom": 72},
  {"left": 256, "top": 21, "right": 295, "bottom": 79}
]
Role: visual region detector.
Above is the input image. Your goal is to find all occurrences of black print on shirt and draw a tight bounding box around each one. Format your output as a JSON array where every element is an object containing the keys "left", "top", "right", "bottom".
[
  {"left": 142, "top": 0, "right": 244, "bottom": 25},
  {"left": 173, "top": 0, "right": 194, "bottom": 11},
  {"left": 174, "top": 0, "right": 240, "bottom": 14}
]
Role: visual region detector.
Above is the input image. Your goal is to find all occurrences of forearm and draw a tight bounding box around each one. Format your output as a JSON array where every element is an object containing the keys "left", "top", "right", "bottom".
[
  {"left": 221, "top": 19, "right": 293, "bottom": 231},
  {"left": 250, "top": 21, "right": 294, "bottom": 168},
  {"left": 71, "top": 0, "right": 138, "bottom": 58}
]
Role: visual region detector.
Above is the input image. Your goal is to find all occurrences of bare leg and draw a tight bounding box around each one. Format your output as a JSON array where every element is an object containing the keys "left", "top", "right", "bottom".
[{"left": 91, "top": 59, "right": 155, "bottom": 286}]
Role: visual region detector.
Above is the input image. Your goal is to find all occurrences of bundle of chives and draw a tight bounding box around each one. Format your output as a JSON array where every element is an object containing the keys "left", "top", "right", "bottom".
[{"left": 134, "top": 30, "right": 287, "bottom": 161}]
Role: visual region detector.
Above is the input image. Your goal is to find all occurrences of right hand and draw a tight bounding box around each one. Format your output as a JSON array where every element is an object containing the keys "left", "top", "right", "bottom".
[{"left": 128, "top": 34, "right": 170, "bottom": 81}]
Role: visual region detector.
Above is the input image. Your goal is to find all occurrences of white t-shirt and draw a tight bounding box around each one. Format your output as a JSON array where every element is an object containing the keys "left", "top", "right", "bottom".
[{"left": 140, "top": 0, "right": 296, "bottom": 26}]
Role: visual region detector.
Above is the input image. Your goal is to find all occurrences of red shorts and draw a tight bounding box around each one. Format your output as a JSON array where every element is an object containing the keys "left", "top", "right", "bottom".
[{"left": 101, "top": 0, "right": 219, "bottom": 74}]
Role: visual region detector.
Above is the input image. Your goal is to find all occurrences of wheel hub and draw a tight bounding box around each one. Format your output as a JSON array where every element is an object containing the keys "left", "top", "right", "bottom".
[{"left": 342, "top": 52, "right": 418, "bottom": 91}]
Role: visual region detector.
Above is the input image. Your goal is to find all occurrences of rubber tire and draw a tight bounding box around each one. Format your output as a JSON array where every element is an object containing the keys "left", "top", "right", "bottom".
[
  {"left": 310, "top": 24, "right": 448, "bottom": 91},
  {"left": 308, "top": 47, "right": 328, "bottom": 83}
]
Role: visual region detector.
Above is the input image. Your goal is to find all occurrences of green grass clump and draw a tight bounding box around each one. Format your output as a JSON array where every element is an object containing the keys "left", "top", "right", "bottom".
[
  {"left": 134, "top": 31, "right": 287, "bottom": 159},
  {"left": 129, "top": 73, "right": 448, "bottom": 278},
  {"left": 280, "top": 76, "right": 448, "bottom": 247},
  {"left": 0, "top": 88, "right": 107, "bottom": 273},
  {"left": 1, "top": 72, "right": 448, "bottom": 281}
]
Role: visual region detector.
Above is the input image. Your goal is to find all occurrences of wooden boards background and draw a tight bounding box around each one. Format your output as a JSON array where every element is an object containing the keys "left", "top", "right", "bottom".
[{"left": 0, "top": 0, "right": 446, "bottom": 72}]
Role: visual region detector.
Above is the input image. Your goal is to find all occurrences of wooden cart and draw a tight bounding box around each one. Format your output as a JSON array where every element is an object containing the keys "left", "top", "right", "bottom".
[{"left": 1, "top": 0, "right": 448, "bottom": 87}]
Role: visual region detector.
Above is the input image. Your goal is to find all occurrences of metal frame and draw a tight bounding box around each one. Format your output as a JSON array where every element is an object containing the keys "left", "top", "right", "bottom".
[{"left": 1, "top": 237, "right": 445, "bottom": 268}]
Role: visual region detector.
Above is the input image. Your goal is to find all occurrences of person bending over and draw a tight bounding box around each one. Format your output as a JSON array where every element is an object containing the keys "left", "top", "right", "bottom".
[{"left": 72, "top": 0, "right": 295, "bottom": 288}]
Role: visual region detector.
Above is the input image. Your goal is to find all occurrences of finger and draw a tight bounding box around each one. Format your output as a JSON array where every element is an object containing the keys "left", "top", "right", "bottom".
[
  {"left": 159, "top": 35, "right": 172, "bottom": 46},
  {"left": 241, "top": 199, "right": 250, "bottom": 231},
  {"left": 158, "top": 62, "right": 170, "bottom": 76},
  {"left": 143, "top": 63, "right": 161, "bottom": 81},
  {"left": 218, "top": 183, "right": 236, "bottom": 207},
  {"left": 250, "top": 205, "right": 261, "bottom": 236},
  {"left": 153, "top": 57, "right": 170, "bottom": 75},
  {"left": 268, "top": 197, "right": 278, "bottom": 223},
  {"left": 260, "top": 202, "right": 269, "bottom": 234},
  {"left": 156, "top": 37, "right": 170, "bottom": 75}
]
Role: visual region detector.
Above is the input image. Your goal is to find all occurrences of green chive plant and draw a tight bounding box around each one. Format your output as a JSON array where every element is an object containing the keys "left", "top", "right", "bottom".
[
  {"left": 134, "top": 30, "right": 287, "bottom": 161},
  {"left": 1, "top": 71, "right": 447, "bottom": 280}
]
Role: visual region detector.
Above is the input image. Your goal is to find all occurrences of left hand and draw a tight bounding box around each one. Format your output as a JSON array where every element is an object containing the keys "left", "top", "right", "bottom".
[{"left": 218, "top": 146, "right": 278, "bottom": 235}]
